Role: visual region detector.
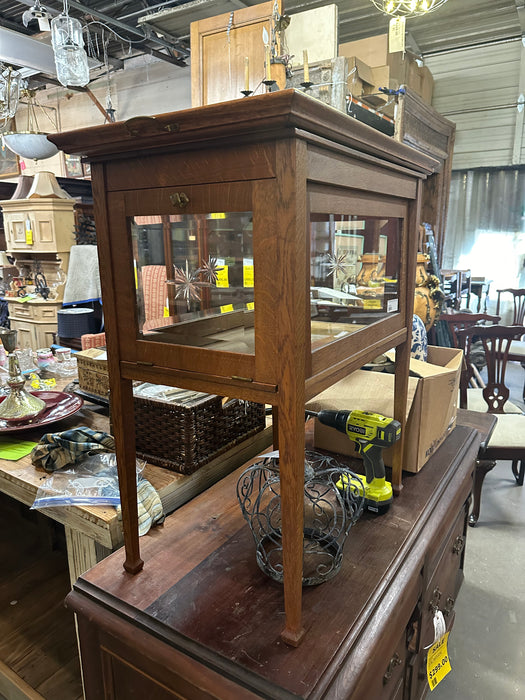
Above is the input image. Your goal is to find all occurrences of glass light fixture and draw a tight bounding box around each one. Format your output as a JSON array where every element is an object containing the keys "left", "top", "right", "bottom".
[
  {"left": 51, "top": 13, "right": 90, "bottom": 87},
  {"left": 2, "top": 89, "right": 59, "bottom": 160},
  {"left": 0, "top": 65, "right": 21, "bottom": 129},
  {"left": 369, "top": 0, "right": 449, "bottom": 16}
]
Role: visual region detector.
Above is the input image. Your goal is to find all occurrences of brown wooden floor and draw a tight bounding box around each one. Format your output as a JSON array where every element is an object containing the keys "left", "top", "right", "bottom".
[{"left": 0, "top": 492, "right": 83, "bottom": 700}]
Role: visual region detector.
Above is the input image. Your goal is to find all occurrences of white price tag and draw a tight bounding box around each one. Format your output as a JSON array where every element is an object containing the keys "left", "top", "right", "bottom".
[{"left": 389, "top": 17, "right": 406, "bottom": 54}]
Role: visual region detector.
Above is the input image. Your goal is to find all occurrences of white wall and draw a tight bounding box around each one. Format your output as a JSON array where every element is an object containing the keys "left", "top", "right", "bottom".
[
  {"left": 15, "top": 55, "right": 192, "bottom": 178},
  {"left": 426, "top": 40, "right": 524, "bottom": 169}
]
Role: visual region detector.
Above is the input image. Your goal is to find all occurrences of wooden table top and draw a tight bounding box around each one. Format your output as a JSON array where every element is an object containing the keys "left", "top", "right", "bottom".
[{"left": 0, "top": 387, "right": 272, "bottom": 550}]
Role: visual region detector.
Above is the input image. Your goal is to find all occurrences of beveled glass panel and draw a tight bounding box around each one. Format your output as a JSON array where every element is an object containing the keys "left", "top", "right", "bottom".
[
  {"left": 131, "top": 212, "right": 255, "bottom": 354},
  {"left": 311, "top": 214, "right": 402, "bottom": 349}
]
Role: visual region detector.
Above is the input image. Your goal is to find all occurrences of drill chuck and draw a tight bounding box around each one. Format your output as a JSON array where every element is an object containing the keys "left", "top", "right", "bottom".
[{"left": 317, "top": 410, "right": 350, "bottom": 434}]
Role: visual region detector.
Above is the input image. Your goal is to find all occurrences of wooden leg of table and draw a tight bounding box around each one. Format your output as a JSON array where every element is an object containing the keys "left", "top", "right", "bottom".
[
  {"left": 65, "top": 526, "right": 112, "bottom": 586},
  {"left": 469, "top": 458, "right": 496, "bottom": 526}
]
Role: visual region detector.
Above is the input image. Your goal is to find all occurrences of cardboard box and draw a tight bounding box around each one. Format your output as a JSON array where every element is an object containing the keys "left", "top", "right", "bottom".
[
  {"left": 406, "top": 64, "right": 434, "bottom": 104},
  {"left": 347, "top": 55, "right": 375, "bottom": 96},
  {"left": 345, "top": 57, "right": 396, "bottom": 116},
  {"left": 339, "top": 33, "right": 413, "bottom": 84},
  {"left": 306, "top": 346, "right": 463, "bottom": 473},
  {"left": 339, "top": 34, "right": 434, "bottom": 104}
]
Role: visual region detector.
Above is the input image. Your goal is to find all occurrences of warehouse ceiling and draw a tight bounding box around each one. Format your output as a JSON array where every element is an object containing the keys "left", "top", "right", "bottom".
[{"left": 0, "top": 0, "right": 524, "bottom": 87}]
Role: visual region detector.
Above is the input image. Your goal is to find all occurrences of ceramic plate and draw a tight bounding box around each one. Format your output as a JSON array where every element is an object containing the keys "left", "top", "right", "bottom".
[{"left": 0, "top": 391, "right": 84, "bottom": 432}]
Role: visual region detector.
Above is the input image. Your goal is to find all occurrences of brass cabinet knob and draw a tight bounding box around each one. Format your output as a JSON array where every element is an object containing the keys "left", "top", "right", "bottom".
[
  {"left": 170, "top": 192, "right": 190, "bottom": 209},
  {"left": 452, "top": 535, "right": 465, "bottom": 555}
]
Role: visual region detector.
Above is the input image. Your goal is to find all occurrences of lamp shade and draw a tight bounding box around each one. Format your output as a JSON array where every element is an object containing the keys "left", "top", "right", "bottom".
[
  {"left": 57, "top": 308, "right": 95, "bottom": 337},
  {"left": 2, "top": 132, "right": 59, "bottom": 160},
  {"left": 27, "top": 171, "right": 71, "bottom": 199}
]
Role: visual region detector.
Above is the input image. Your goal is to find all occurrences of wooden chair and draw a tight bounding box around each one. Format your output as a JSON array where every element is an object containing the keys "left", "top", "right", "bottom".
[
  {"left": 436, "top": 311, "right": 519, "bottom": 413},
  {"left": 439, "top": 311, "right": 500, "bottom": 348},
  {"left": 456, "top": 324, "right": 525, "bottom": 525},
  {"left": 495, "top": 288, "right": 525, "bottom": 400},
  {"left": 81, "top": 332, "right": 106, "bottom": 350}
]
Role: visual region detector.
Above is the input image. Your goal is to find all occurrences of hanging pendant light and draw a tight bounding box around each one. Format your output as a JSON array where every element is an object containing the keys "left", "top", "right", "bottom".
[
  {"left": 51, "top": 13, "right": 90, "bottom": 87},
  {"left": 2, "top": 88, "right": 59, "bottom": 161},
  {"left": 369, "top": 0, "right": 449, "bottom": 16},
  {"left": 0, "top": 65, "right": 22, "bottom": 130}
]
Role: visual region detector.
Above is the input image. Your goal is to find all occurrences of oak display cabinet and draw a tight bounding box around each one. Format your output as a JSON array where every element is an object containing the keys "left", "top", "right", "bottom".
[{"left": 51, "top": 89, "right": 437, "bottom": 644}]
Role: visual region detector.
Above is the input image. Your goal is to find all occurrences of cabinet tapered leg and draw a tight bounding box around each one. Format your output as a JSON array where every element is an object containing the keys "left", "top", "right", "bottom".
[
  {"left": 278, "top": 406, "right": 306, "bottom": 647},
  {"left": 112, "top": 377, "right": 143, "bottom": 573}
]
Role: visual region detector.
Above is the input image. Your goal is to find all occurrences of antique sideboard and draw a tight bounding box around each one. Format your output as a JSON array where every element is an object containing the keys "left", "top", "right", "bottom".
[{"left": 66, "top": 420, "right": 482, "bottom": 699}]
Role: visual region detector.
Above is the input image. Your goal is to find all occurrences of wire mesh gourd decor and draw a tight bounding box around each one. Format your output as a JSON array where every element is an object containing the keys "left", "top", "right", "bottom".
[{"left": 237, "top": 450, "right": 365, "bottom": 586}]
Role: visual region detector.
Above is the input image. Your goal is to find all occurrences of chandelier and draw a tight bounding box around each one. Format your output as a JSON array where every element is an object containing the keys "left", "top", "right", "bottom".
[
  {"left": 0, "top": 65, "right": 22, "bottom": 132},
  {"left": 369, "top": 0, "right": 449, "bottom": 16},
  {"left": 2, "top": 89, "right": 59, "bottom": 160}
]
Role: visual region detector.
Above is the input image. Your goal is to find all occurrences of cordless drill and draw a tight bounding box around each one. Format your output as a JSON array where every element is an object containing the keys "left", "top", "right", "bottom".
[{"left": 315, "top": 409, "right": 401, "bottom": 515}]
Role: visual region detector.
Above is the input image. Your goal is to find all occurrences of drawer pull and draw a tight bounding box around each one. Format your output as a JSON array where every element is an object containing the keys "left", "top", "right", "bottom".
[
  {"left": 170, "top": 192, "right": 190, "bottom": 209},
  {"left": 444, "top": 596, "right": 455, "bottom": 616},
  {"left": 452, "top": 535, "right": 465, "bottom": 555},
  {"left": 383, "top": 652, "right": 403, "bottom": 684},
  {"left": 429, "top": 587, "right": 442, "bottom": 612}
]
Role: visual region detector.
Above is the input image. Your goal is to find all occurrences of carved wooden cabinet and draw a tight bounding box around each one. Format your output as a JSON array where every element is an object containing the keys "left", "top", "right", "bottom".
[
  {"left": 7, "top": 298, "right": 62, "bottom": 348},
  {"left": 51, "top": 89, "right": 437, "bottom": 644}
]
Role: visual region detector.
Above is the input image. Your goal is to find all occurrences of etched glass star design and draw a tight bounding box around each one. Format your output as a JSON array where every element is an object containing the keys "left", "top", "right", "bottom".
[{"left": 325, "top": 251, "right": 348, "bottom": 277}]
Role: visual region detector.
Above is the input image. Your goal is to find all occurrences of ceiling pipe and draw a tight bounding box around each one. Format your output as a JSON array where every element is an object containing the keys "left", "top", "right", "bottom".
[{"left": 64, "top": 0, "right": 190, "bottom": 58}]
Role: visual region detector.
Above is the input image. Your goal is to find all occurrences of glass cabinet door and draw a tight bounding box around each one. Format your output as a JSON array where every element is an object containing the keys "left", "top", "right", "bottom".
[
  {"left": 310, "top": 213, "right": 402, "bottom": 350},
  {"left": 131, "top": 211, "right": 255, "bottom": 354}
]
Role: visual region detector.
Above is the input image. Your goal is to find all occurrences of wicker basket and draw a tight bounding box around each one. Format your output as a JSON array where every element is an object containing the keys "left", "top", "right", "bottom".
[{"left": 133, "top": 392, "right": 266, "bottom": 475}]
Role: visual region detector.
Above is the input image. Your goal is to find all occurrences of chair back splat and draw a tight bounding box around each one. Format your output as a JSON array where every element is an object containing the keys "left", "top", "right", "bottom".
[
  {"left": 457, "top": 324, "right": 525, "bottom": 414},
  {"left": 496, "top": 288, "right": 525, "bottom": 324}
]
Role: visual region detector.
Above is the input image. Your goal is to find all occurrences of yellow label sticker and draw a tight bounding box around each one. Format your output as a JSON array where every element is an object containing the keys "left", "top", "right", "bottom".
[
  {"left": 243, "top": 263, "right": 254, "bottom": 288},
  {"left": 216, "top": 266, "right": 229, "bottom": 288},
  {"left": 163, "top": 306, "right": 169, "bottom": 317},
  {"left": 362, "top": 299, "right": 382, "bottom": 309},
  {"left": 427, "top": 632, "right": 451, "bottom": 690},
  {"left": 209, "top": 212, "right": 226, "bottom": 219},
  {"left": 246, "top": 302, "right": 255, "bottom": 310},
  {"left": 25, "top": 229, "right": 33, "bottom": 245},
  {"left": 220, "top": 304, "right": 234, "bottom": 313}
]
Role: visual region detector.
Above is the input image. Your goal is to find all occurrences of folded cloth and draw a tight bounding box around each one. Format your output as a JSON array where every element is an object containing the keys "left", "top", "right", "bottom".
[
  {"left": 63, "top": 245, "right": 102, "bottom": 305},
  {"left": 31, "top": 427, "right": 115, "bottom": 472},
  {"left": 117, "top": 479, "right": 165, "bottom": 536}
]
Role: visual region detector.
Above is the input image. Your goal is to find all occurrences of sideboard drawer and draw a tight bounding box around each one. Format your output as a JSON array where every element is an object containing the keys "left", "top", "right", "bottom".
[
  {"left": 7, "top": 302, "right": 34, "bottom": 320},
  {"left": 8, "top": 301, "right": 60, "bottom": 323}
]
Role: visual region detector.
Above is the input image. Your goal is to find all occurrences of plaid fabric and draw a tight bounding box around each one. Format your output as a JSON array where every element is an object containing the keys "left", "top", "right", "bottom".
[
  {"left": 31, "top": 428, "right": 116, "bottom": 472},
  {"left": 31, "top": 426, "right": 164, "bottom": 535},
  {"left": 117, "top": 479, "right": 165, "bottom": 536}
]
